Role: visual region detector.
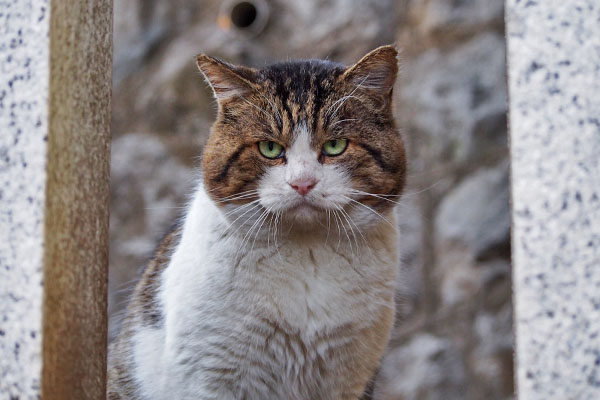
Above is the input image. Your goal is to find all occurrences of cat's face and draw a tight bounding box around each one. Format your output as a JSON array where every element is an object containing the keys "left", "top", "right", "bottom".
[{"left": 198, "top": 46, "right": 405, "bottom": 232}]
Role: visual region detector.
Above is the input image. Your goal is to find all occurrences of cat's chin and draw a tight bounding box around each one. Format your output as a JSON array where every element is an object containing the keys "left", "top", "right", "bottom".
[
  {"left": 284, "top": 202, "right": 325, "bottom": 224},
  {"left": 289, "top": 202, "right": 321, "bottom": 216}
]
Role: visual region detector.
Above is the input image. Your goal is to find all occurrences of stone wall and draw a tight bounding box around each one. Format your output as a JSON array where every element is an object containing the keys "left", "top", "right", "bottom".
[{"left": 110, "top": 1, "right": 512, "bottom": 398}]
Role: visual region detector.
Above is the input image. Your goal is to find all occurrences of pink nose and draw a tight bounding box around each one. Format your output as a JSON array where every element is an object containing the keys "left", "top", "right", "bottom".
[{"left": 289, "top": 178, "right": 317, "bottom": 196}]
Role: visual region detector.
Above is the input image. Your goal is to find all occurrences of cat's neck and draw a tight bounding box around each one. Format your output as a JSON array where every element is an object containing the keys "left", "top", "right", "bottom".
[{"left": 165, "top": 183, "right": 399, "bottom": 333}]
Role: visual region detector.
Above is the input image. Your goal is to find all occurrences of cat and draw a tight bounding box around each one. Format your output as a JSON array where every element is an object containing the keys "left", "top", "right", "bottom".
[{"left": 108, "top": 45, "right": 406, "bottom": 400}]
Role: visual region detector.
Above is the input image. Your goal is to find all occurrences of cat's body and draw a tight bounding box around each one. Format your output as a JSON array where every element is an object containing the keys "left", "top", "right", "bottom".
[{"left": 109, "top": 46, "right": 406, "bottom": 400}]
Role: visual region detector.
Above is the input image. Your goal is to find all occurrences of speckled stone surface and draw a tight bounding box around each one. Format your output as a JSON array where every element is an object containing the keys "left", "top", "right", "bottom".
[
  {"left": 0, "top": 0, "right": 49, "bottom": 398},
  {"left": 507, "top": 1, "right": 600, "bottom": 399}
]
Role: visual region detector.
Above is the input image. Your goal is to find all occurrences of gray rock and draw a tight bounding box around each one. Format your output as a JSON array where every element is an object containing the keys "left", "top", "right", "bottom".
[
  {"left": 113, "top": 0, "right": 205, "bottom": 84},
  {"left": 396, "top": 196, "right": 424, "bottom": 294},
  {"left": 436, "top": 160, "right": 510, "bottom": 260},
  {"left": 470, "top": 304, "right": 514, "bottom": 399},
  {"left": 376, "top": 334, "right": 467, "bottom": 400},
  {"left": 268, "top": 0, "right": 397, "bottom": 61},
  {"left": 400, "top": 33, "right": 507, "bottom": 165},
  {"left": 437, "top": 243, "right": 482, "bottom": 306},
  {"left": 420, "top": 0, "right": 504, "bottom": 36}
]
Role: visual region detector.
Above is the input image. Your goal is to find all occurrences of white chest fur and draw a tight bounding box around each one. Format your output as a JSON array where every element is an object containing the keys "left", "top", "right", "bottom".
[{"left": 132, "top": 187, "right": 398, "bottom": 400}]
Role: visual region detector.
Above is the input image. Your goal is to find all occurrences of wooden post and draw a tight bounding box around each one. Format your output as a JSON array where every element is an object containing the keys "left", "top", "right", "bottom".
[
  {"left": 507, "top": 0, "right": 600, "bottom": 398},
  {"left": 0, "top": 0, "right": 112, "bottom": 398}
]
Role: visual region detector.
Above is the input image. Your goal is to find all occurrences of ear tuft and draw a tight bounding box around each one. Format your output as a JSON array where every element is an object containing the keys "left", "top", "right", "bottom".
[
  {"left": 342, "top": 45, "right": 399, "bottom": 99},
  {"left": 196, "top": 54, "right": 258, "bottom": 101}
]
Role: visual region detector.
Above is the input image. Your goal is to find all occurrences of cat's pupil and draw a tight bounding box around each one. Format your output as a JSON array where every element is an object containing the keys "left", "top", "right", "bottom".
[
  {"left": 268, "top": 142, "right": 274, "bottom": 151},
  {"left": 331, "top": 140, "right": 337, "bottom": 147}
]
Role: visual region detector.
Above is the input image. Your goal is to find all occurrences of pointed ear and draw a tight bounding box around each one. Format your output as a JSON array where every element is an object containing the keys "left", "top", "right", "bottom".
[
  {"left": 341, "top": 45, "right": 399, "bottom": 106},
  {"left": 196, "top": 54, "right": 258, "bottom": 101}
]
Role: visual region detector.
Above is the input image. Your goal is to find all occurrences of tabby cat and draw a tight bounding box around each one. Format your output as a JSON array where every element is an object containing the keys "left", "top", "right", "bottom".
[{"left": 108, "top": 45, "right": 406, "bottom": 400}]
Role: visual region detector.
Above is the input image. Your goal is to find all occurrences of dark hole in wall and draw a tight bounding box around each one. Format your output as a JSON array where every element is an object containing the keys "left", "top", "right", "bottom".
[{"left": 231, "top": 2, "right": 257, "bottom": 28}]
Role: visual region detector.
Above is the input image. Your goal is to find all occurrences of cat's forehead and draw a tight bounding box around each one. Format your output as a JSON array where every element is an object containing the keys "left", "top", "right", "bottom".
[
  {"left": 251, "top": 60, "right": 347, "bottom": 130},
  {"left": 258, "top": 60, "right": 346, "bottom": 99}
]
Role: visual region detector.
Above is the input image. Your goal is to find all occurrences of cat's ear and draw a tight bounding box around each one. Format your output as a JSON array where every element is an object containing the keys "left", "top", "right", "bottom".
[
  {"left": 341, "top": 45, "right": 399, "bottom": 108},
  {"left": 196, "top": 54, "right": 258, "bottom": 102}
]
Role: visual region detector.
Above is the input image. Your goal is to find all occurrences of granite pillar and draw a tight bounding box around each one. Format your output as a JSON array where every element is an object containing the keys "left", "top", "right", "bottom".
[
  {"left": 0, "top": 0, "right": 49, "bottom": 397},
  {"left": 507, "top": 1, "right": 600, "bottom": 398}
]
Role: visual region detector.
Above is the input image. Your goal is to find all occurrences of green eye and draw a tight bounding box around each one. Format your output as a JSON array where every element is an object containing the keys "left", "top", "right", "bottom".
[
  {"left": 258, "top": 141, "right": 284, "bottom": 159},
  {"left": 322, "top": 138, "right": 348, "bottom": 156}
]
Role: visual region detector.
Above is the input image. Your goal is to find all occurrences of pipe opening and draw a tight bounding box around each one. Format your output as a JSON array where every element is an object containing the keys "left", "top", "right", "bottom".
[
  {"left": 219, "top": 0, "right": 269, "bottom": 36},
  {"left": 230, "top": 2, "right": 258, "bottom": 29}
]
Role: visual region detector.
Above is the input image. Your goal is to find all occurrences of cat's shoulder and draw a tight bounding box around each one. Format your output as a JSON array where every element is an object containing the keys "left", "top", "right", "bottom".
[{"left": 107, "top": 225, "right": 181, "bottom": 397}]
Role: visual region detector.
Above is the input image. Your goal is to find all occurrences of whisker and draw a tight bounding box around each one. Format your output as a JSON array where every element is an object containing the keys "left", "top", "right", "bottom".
[
  {"left": 250, "top": 207, "right": 272, "bottom": 253},
  {"left": 327, "top": 95, "right": 363, "bottom": 122},
  {"left": 266, "top": 211, "right": 273, "bottom": 251},
  {"left": 333, "top": 208, "right": 354, "bottom": 257},
  {"left": 215, "top": 189, "right": 259, "bottom": 200},
  {"left": 216, "top": 196, "right": 259, "bottom": 205},
  {"left": 236, "top": 207, "right": 269, "bottom": 257},
  {"left": 336, "top": 208, "right": 369, "bottom": 279},
  {"left": 273, "top": 211, "right": 284, "bottom": 261},
  {"left": 215, "top": 195, "right": 259, "bottom": 205},
  {"left": 348, "top": 189, "right": 403, "bottom": 206},
  {"left": 228, "top": 206, "right": 265, "bottom": 259},
  {"left": 325, "top": 74, "right": 370, "bottom": 121},
  {"left": 334, "top": 205, "right": 360, "bottom": 257},
  {"left": 222, "top": 199, "right": 261, "bottom": 218},
  {"left": 402, "top": 181, "right": 444, "bottom": 196},
  {"left": 346, "top": 190, "right": 418, "bottom": 214},
  {"left": 325, "top": 209, "right": 331, "bottom": 246},
  {"left": 329, "top": 118, "right": 358, "bottom": 128},
  {"left": 144, "top": 206, "right": 187, "bottom": 210},
  {"left": 241, "top": 96, "right": 276, "bottom": 125},
  {"left": 214, "top": 191, "right": 260, "bottom": 204},
  {"left": 331, "top": 209, "right": 342, "bottom": 251},
  {"left": 342, "top": 195, "right": 395, "bottom": 228},
  {"left": 349, "top": 180, "right": 443, "bottom": 199},
  {"left": 222, "top": 202, "right": 262, "bottom": 237},
  {"left": 251, "top": 89, "right": 283, "bottom": 128},
  {"left": 337, "top": 205, "right": 371, "bottom": 256}
]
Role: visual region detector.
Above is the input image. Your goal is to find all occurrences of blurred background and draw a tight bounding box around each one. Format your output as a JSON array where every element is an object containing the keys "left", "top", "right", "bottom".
[{"left": 109, "top": 0, "right": 512, "bottom": 398}]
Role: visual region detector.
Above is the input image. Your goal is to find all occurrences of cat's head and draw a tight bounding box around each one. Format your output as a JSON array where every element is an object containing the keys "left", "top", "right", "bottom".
[{"left": 198, "top": 46, "right": 405, "bottom": 233}]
